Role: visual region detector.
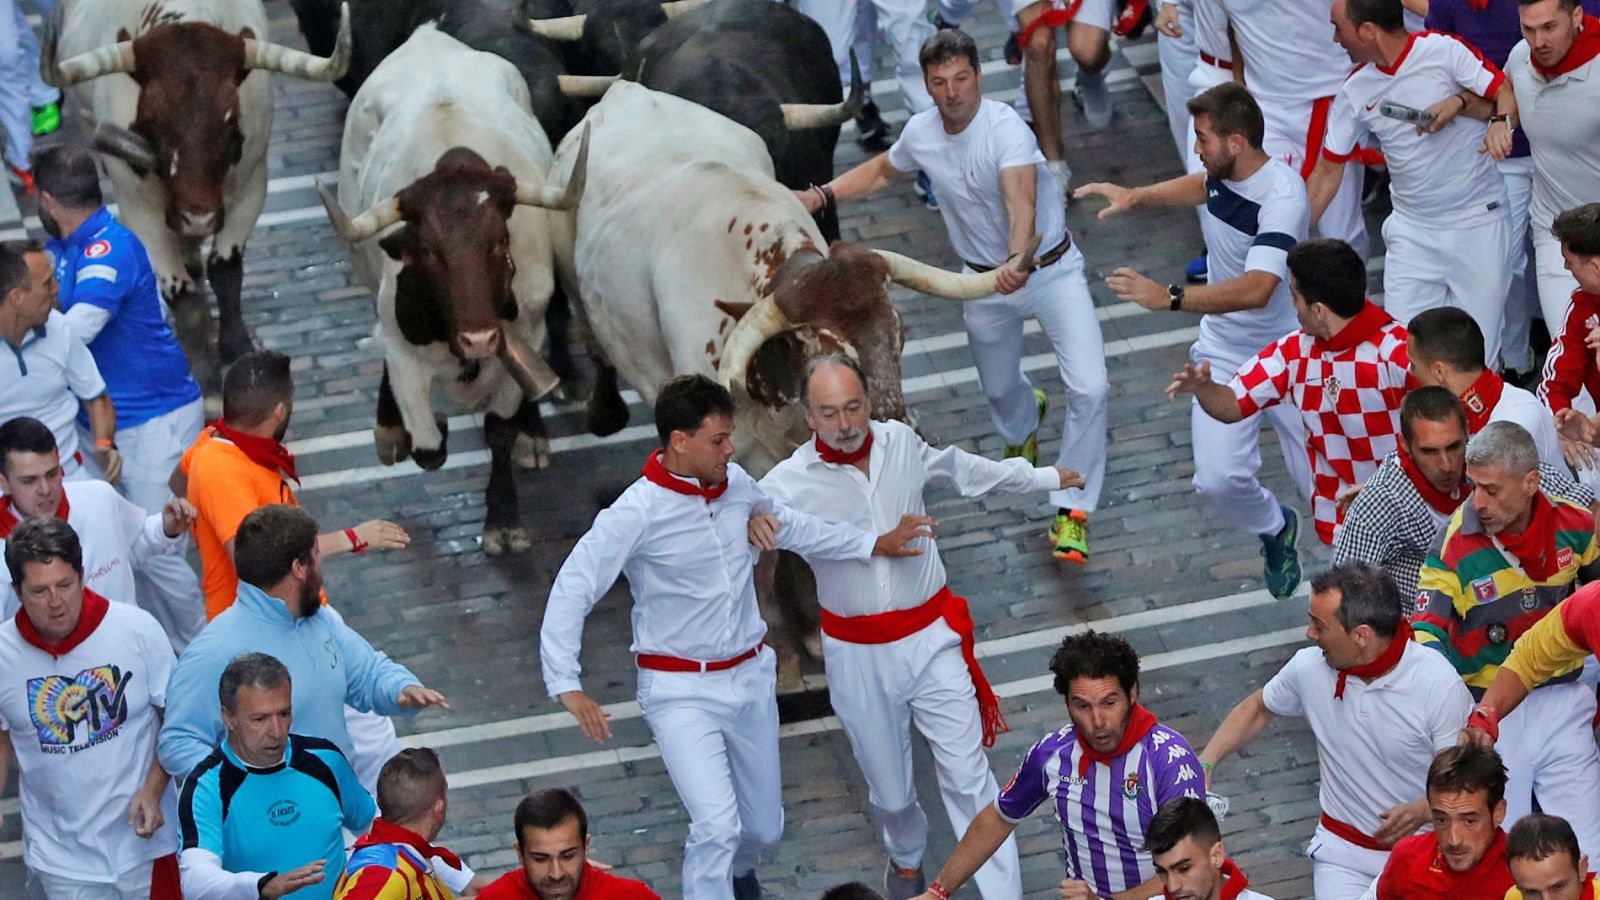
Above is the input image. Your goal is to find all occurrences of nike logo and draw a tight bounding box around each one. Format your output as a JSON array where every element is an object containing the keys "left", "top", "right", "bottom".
[{"left": 1365, "top": 101, "right": 1379, "bottom": 110}]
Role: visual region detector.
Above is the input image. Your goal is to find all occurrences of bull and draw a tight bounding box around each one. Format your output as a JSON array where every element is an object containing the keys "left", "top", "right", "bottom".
[
  {"left": 43, "top": 0, "right": 352, "bottom": 394},
  {"left": 318, "top": 25, "right": 588, "bottom": 555}
]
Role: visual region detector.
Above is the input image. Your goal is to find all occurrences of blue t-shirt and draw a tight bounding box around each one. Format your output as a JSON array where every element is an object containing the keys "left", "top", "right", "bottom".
[
  {"left": 177, "top": 734, "right": 375, "bottom": 900},
  {"left": 47, "top": 207, "right": 200, "bottom": 429}
]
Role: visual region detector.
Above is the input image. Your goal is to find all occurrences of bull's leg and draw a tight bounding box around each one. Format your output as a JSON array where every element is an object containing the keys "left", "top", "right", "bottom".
[
  {"left": 165, "top": 283, "right": 221, "bottom": 402},
  {"left": 373, "top": 364, "right": 412, "bottom": 465},
  {"left": 753, "top": 550, "right": 806, "bottom": 693},
  {"left": 384, "top": 349, "right": 447, "bottom": 469},
  {"left": 584, "top": 359, "right": 630, "bottom": 437},
  {"left": 543, "top": 288, "right": 580, "bottom": 402},
  {"left": 774, "top": 549, "right": 824, "bottom": 662},
  {"left": 511, "top": 396, "right": 551, "bottom": 470},
  {"left": 206, "top": 247, "right": 255, "bottom": 363},
  {"left": 481, "top": 410, "right": 530, "bottom": 556}
]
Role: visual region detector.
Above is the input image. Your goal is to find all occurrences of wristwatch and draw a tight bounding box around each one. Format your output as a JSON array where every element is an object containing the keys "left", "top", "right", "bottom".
[
  {"left": 1167, "top": 283, "right": 1185, "bottom": 311},
  {"left": 1488, "top": 113, "right": 1515, "bottom": 128}
]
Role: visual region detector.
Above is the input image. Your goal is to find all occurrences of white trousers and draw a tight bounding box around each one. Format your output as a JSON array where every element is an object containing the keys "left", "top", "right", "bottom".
[
  {"left": 639, "top": 646, "right": 785, "bottom": 900},
  {"left": 1305, "top": 825, "right": 1389, "bottom": 900},
  {"left": 796, "top": 0, "right": 935, "bottom": 113},
  {"left": 1380, "top": 209, "right": 1513, "bottom": 366},
  {"left": 29, "top": 857, "right": 157, "bottom": 900},
  {"left": 0, "top": 0, "right": 58, "bottom": 170},
  {"left": 961, "top": 251, "right": 1108, "bottom": 512},
  {"left": 1260, "top": 96, "right": 1369, "bottom": 259},
  {"left": 1497, "top": 155, "right": 1538, "bottom": 370},
  {"left": 344, "top": 703, "right": 404, "bottom": 798},
  {"left": 1191, "top": 347, "right": 1312, "bottom": 536},
  {"left": 1533, "top": 218, "right": 1583, "bottom": 332},
  {"left": 934, "top": 0, "right": 1010, "bottom": 29},
  {"left": 115, "top": 398, "right": 208, "bottom": 653},
  {"left": 824, "top": 620, "right": 1022, "bottom": 899},
  {"left": 1494, "top": 681, "right": 1600, "bottom": 859},
  {"left": 1157, "top": 4, "right": 1198, "bottom": 161}
]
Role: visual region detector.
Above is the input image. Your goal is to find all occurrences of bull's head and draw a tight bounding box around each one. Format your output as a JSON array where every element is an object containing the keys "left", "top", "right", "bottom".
[
  {"left": 316, "top": 127, "right": 591, "bottom": 401},
  {"left": 43, "top": 5, "right": 353, "bottom": 238},
  {"left": 527, "top": 0, "right": 705, "bottom": 77},
  {"left": 718, "top": 238, "right": 1040, "bottom": 423}
]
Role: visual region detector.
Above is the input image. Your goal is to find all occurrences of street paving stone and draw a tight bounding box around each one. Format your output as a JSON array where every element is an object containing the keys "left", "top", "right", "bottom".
[{"left": 0, "top": 5, "right": 1406, "bottom": 897}]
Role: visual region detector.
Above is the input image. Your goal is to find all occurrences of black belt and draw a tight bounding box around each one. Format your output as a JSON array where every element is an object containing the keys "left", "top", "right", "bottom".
[{"left": 965, "top": 234, "right": 1072, "bottom": 274}]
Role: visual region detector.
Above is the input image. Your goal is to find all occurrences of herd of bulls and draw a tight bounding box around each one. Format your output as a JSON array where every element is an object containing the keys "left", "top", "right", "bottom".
[{"left": 38, "top": 0, "right": 1025, "bottom": 573}]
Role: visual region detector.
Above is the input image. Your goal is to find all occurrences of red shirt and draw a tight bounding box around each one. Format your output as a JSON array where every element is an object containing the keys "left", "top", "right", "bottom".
[
  {"left": 475, "top": 865, "right": 659, "bottom": 900},
  {"left": 1376, "top": 830, "right": 1514, "bottom": 900},
  {"left": 1538, "top": 290, "right": 1600, "bottom": 416}
]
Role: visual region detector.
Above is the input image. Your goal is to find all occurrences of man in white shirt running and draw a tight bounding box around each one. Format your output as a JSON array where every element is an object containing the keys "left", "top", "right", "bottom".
[
  {"left": 1309, "top": 0, "right": 1516, "bottom": 362},
  {"left": 756, "top": 354, "right": 1083, "bottom": 900},
  {"left": 539, "top": 374, "right": 933, "bottom": 900},
  {"left": 1199, "top": 563, "right": 1474, "bottom": 900},
  {"left": 1218, "top": 0, "right": 1368, "bottom": 258},
  {"left": 0, "top": 517, "right": 179, "bottom": 900},
  {"left": 801, "top": 29, "right": 1108, "bottom": 564},
  {"left": 1074, "top": 82, "right": 1311, "bottom": 600}
]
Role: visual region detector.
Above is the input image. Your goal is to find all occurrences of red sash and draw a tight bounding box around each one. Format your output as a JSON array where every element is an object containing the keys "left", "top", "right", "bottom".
[
  {"left": 636, "top": 646, "right": 760, "bottom": 673},
  {"left": 819, "top": 587, "right": 1009, "bottom": 746},
  {"left": 1320, "top": 812, "right": 1387, "bottom": 851}
]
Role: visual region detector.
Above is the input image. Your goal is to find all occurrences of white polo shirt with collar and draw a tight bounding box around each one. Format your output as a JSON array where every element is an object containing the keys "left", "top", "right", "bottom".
[{"left": 0, "top": 309, "right": 108, "bottom": 471}]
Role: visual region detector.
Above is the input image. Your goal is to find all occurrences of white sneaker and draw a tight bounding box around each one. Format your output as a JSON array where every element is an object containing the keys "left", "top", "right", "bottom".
[{"left": 1046, "top": 159, "right": 1071, "bottom": 207}]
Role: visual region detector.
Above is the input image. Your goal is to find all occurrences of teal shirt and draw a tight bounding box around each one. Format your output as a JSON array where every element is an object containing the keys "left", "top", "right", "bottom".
[{"left": 178, "top": 734, "right": 375, "bottom": 900}]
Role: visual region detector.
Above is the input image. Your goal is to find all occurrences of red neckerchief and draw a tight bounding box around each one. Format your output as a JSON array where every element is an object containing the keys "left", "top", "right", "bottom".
[
  {"left": 356, "top": 818, "right": 463, "bottom": 870},
  {"left": 1164, "top": 859, "right": 1249, "bottom": 900},
  {"left": 815, "top": 430, "right": 873, "bottom": 466},
  {"left": 212, "top": 419, "right": 299, "bottom": 485},
  {"left": 1317, "top": 301, "right": 1394, "bottom": 353},
  {"left": 0, "top": 491, "right": 70, "bottom": 539},
  {"left": 641, "top": 450, "right": 729, "bottom": 502},
  {"left": 1397, "top": 447, "right": 1468, "bottom": 516},
  {"left": 1534, "top": 16, "right": 1600, "bottom": 78},
  {"left": 1077, "top": 703, "right": 1158, "bottom": 776},
  {"left": 1459, "top": 369, "right": 1506, "bottom": 434},
  {"left": 1495, "top": 492, "right": 1560, "bottom": 581},
  {"left": 1582, "top": 874, "right": 1597, "bottom": 900},
  {"left": 1336, "top": 620, "right": 1412, "bottom": 699},
  {"left": 16, "top": 587, "right": 110, "bottom": 657}
]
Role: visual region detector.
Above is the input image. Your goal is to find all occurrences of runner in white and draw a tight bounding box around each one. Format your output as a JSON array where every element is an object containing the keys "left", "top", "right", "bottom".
[
  {"left": 1155, "top": 0, "right": 1201, "bottom": 161},
  {"left": 1200, "top": 563, "right": 1474, "bottom": 900},
  {"left": 756, "top": 355, "right": 1082, "bottom": 900},
  {"left": 539, "top": 374, "right": 933, "bottom": 900},
  {"left": 1074, "top": 82, "right": 1311, "bottom": 600},
  {"left": 1013, "top": 0, "right": 1116, "bottom": 191},
  {"left": 794, "top": 0, "right": 935, "bottom": 132},
  {"left": 1218, "top": 0, "right": 1368, "bottom": 257},
  {"left": 0, "top": 417, "right": 203, "bottom": 649},
  {"left": 1180, "top": 0, "right": 1234, "bottom": 177},
  {"left": 803, "top": 29, "right": 1108, "bottom": 563},
  {"left": 1310, "top": 0, "right": 1515, "bottom": 362}
]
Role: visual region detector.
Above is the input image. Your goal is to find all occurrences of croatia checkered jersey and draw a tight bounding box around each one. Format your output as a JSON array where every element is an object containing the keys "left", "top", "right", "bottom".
[
  {"left": 1227, "top": 302, "right": 1410, "bottom": 544},
  {"left": 1413, "top": 495, "right": 1599, "bottom": 691},
  {"left": 994, "top": 719, "right": 1203, "bottom": 897}
]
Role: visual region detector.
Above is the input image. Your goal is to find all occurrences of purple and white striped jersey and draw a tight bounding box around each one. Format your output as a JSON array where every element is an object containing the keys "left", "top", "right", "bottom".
[{"left": 994, "top": 720, "right": 1204, "bottom": 896}]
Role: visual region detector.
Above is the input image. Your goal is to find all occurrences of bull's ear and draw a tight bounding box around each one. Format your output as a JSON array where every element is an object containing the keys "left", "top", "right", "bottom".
[{"left": 378, "top": 227, "right": 411, "bottom": 261}]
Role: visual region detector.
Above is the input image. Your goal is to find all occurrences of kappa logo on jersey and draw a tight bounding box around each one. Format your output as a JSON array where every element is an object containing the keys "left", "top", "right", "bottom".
[
  {"left": 83, "top": 240, "right": 112, "bottom": 259},
  {"left": 1558, "top": 547, "right": 1575, "bottom": 569},
  {"left": 26, "top": 664, "right": 132, "bottom": 753},
  {"left": 1472, "top": 576, "right": 1497, "bottom": 602}
]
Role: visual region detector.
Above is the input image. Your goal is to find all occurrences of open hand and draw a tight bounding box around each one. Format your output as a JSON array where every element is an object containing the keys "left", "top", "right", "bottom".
[
  {"left": 561, "top": 690, "right": 613, "bottom": 742},
  {"left": 874, "top": 514, "right": 936, "bottom": 557}
]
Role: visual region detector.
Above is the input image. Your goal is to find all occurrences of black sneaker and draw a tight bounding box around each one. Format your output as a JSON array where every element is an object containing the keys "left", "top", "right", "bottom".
[
  {"left": 1005, "top": 31, "right": 1022, "bottom": 65},
  {"left": 733, "top": 871, "right": 762, "bottom": 900},
  {"left": 855, "top": 99, "right": 890, "bottom": 150}
]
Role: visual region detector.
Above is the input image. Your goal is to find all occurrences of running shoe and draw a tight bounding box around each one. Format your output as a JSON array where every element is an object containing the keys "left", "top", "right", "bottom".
[
  {"left": 884, "top": 861, "right": 926, "bottom": 900},
  {"left": 1003, "top": 388, "right": 1048, "bottom": 465},
  {"left": 914, "top": 170, "right": 939, "bottom": 211},
  {"left": 1005, "top": 31, "right": 1022, "bottom": 65},
  {"left": 1259, "top": 504, "right": 1302, "bottom": 600},
  {"left": 1185, "top": 250, "right": 1209, "bottom": 284},
  {"left": 1073, "top": 67, "right": 1113, "bottom": 130},
  {"left": 7, "top": 165, "right": 35, "bottom": 197},
  {"left": 31, "top": 102, "right": 60, "bottom": 137},
  {"left": 733, "top": 871, "right": 762, "bottom": 900},
  {"left": 855, "top": 98, "right": 890, "bottom": 150},
  {"left": 1046, "top": 159, "right": 1071, "bottom": 208},
  {"left": 1049, "top": 509, "right": 1090, "bottom": 563}
]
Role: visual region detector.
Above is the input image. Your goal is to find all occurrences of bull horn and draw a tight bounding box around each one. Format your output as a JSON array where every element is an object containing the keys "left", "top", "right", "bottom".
[
  {"left": 527, "top": 14, "right": 586, "bottom": 40},
  {"left": 90, "top": 122, "right": 157, "bottom": 176},
  {"left": 660, "top": 0, "right": 708, "bottom": 16},
  {"left": 557, "top": 74, "right": 618, "bottom": 98},
  {"left": 716, "top": 296, "right": 789, "bottom": 394},
  {"left": 243, "top": 1, "right": 351, "bottom": 81},
  {"left": 498, "top": 326, "right": 562, "bottom": 401},
  {"left": 318, "top": 180, "right": 403, "bottom": 242},
  {"left": 44, "top": 21, "right": 136, "bottom": 88},
  {"left": 872, "top": 234, "right": 1043, "bottom": 300},
  {"left": 779, "top": 50, "right": 863, "bottom": 130},
  {"left": 515, "top": 124, "right": 589, "bottom": 210}
]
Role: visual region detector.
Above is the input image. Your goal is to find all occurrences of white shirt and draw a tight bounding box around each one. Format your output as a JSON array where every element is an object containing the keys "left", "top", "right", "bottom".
[
  {"left": 0, "top": 309, "right": 107, "bottom": 467},
  {"left": 1183, "top": 0, "right": 1232, "bottom": 64},
  {"left": 1196, "top": 158, "right": 1308, "bottom": 359},
  {"left": 1323, "top": 32, "right": 1508, "bottom": 225},
  {"left": 759, "top": 420, "right": 1058, "bottom": 617},
  {"left": 1261, "top": 641, "right": 1472, "bottom": 837},
  {"left": 887, "top": 99, "right": 1068, "bottom": 268},
  {"left": 1219, "top": 0, "right": 1350, "bottom": 103},
  {"left": 0, "top": 601, "right": 177, "bottom": 881},
  {"left": 1506, "top": 40, "right": 1600, "bottom": 227},
  {"left": 1490, "top": 383, "right": 1564, "bottom": 472},
  {"left": 539, "top": 461, "right": 878, "bottom": 697},
  {"left": 0, "top": 480, "right": 182, "bottom": 618}
]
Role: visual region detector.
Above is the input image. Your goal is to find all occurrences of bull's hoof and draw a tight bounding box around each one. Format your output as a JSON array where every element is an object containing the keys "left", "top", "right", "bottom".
[
  {"left": 802, "top": 631, "right": 823, "bottom": 660},
  {"left": 775, "top": 649, "right": 805, "bottom": 694},
  {"left": 410, "top": 416, "right": 449, "bottom": 470},
  {"left": 512, "top": 433, "right": 552, "bottom": 470},
  {"left": 585, "top": 393, "right": 630, "bottom": 438},
  {"left": 374, "top": 425, "right": 412, "bottom": 465},
  {"left": 483, "top": 525, "right": 532, "bottom": 556}
]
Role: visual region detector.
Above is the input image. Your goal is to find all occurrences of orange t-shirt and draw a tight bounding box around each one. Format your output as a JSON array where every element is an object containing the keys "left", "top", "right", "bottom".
[{"left": 180, "top": 427, "right": 301, "bottom": 620}]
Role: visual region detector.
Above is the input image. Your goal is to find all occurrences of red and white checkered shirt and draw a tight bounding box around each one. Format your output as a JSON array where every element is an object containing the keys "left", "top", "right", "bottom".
[{"left": 1228, "top": 302, "right": 1410, "bottom": 545}]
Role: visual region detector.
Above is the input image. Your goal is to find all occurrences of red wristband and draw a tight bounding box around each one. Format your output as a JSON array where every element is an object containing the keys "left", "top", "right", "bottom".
[
  {"left": 928, "top": 881, "right": 950, "bottom": 900},
  {"left": 345, "top": 527, "right": 368, "bottom": 555},
  {"left": 1468, "top": 703, "right": 1500, "bottom": 742}
]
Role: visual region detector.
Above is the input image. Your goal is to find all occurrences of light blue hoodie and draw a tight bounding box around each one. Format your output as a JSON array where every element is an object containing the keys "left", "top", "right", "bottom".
[{"left": 158, "top": 581, "right": 421, "bottom": 780}]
